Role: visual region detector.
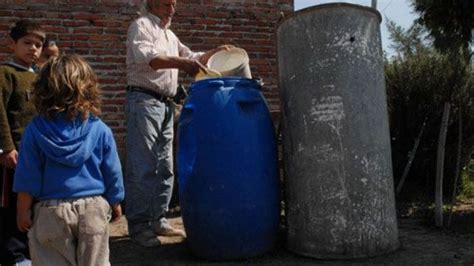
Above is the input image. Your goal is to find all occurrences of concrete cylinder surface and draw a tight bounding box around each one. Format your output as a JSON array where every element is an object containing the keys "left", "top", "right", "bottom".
[{"left": 277, "top": 3, "right": 399, "bottom": 259}]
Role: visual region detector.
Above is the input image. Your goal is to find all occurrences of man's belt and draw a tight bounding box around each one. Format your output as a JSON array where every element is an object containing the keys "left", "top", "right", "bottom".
[{"left": 127, "top": 86, "right": 173, "bottom": 103}]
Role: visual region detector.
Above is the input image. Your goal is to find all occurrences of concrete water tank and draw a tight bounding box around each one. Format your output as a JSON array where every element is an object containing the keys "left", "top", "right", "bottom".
[{"left": 277, "top": 3, "right": 399, "bottom": 259}]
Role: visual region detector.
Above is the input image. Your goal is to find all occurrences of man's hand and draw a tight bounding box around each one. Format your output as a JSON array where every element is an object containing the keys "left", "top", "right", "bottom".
[
  {"left": 215, "top": 44, "right": 235, "bottom": 52},
  {"left": 0, "top": 150, "right": 18, "bottom": 169},
  {"left": 111, "top": 203, "right": 122, "bottom": 222},
  {"left": 149, "top": 55, "right": 208, "bottom": 76},
  {"left": 181, "top": 59, "right": 208, "bottom": 76}
]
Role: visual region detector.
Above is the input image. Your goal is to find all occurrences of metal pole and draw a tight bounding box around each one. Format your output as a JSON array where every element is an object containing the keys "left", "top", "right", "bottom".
[
  {"left": 372, "top": 0, "right": 377, "bottom": 8},
  {"left": 435, "top": 102, "right": 451, "bottom": 227}
]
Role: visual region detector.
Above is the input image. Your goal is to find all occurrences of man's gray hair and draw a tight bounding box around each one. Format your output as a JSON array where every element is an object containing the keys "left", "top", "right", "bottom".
[{"left": 138, "top": 0, "right": 155, "bottom": 16}]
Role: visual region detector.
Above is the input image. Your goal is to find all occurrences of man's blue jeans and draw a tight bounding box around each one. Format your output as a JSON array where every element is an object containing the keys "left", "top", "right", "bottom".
[{"left": 125, "top": 90, "right": 175, "bottom": 236}]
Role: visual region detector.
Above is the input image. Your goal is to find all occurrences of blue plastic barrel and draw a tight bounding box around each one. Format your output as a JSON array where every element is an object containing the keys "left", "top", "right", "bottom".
[{"left": 178, "top": 77, "right": 280, "bottom": 260}]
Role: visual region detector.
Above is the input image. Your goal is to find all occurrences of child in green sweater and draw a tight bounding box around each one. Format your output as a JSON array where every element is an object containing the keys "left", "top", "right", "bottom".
[{"left": 0, "top": 19, "right": 45, "bottom": 265}]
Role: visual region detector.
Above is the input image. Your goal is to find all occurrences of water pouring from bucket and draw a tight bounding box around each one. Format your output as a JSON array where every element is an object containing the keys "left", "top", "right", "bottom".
[
  {"left": 195, "top": 47, "right": 252, "bottom": 80},
  {"left": 195, "top": 67, "right": 222, "bottom": 81}
]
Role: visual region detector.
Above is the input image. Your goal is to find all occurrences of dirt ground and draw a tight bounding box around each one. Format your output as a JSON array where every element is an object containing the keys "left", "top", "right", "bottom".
[{"left": 109, "top": 205, "right": 474, "bottom": 265}]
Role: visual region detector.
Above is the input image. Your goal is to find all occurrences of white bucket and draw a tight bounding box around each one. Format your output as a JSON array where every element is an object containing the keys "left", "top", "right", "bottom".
[{"left": 207, "top": 47, "right": 252, "bottom": 79}]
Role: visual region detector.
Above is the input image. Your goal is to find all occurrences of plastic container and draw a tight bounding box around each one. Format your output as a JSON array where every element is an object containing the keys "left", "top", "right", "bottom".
[
  {"left": 177, "top": 77, "right": 279, "bottom": 260},
  {"left": 207, "top": 48, "right": 252, "bottom": 79}
]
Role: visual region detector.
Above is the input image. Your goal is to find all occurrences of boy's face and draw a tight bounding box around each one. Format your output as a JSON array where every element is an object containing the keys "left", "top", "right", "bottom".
[{"left": 10, "top": 33, "right": 43, "bottom": 68}]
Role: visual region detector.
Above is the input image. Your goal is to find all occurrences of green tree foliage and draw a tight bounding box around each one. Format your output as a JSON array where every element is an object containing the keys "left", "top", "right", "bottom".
[
  {"left": 412, "top": 0, "right": 474, "bottom": 59},
  {"left": 385, "top": 20, "right": 474, "bottom": 200},
  {"left": 386, "top": 20, "right": 430, "bottom": 59}
]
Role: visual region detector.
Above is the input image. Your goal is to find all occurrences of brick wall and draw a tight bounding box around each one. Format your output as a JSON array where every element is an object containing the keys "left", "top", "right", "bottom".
[{"left": 0, "top": 0, "right": 294, "bottom": 161}]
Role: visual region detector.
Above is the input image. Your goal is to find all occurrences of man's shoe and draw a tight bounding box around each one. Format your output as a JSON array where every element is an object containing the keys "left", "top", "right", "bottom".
[
  {"left": 16, "top": 259, "right": 31, "bottom": 266},
  {"left": 131, "top": 230, "right": 161, "bottom": 247},
  {"left": 154, "top": 221, "right": 186, "bottom": 237}
]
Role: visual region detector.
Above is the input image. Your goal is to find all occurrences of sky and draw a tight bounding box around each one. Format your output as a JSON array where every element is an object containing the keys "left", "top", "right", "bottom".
[{"left": 294, "top": 0, "right": 418, "bottom": 56}]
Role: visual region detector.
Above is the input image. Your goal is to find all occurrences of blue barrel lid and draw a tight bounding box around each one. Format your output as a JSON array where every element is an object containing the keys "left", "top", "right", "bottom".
[{"left": 190, "top": 77, "right": 262, "bottom": 93}]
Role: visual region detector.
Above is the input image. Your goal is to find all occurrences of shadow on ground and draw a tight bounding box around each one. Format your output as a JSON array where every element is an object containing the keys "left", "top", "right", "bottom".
[{"left": 109, "top": 209, "right": 474, "bottom": 265}]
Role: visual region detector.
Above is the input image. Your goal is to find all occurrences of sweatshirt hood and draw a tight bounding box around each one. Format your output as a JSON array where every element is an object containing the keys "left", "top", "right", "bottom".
[{"left": 32, "top": 114, "right": 101, "bottom": 167}]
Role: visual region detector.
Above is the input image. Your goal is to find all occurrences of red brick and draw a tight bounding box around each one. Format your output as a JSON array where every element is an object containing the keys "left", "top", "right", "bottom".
[{"left": 0, "top": 0, "right": 294, "bottom": 161}]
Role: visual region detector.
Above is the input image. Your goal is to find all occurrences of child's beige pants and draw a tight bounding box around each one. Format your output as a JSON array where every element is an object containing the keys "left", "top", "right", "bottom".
[{"left": 28, "top": 196, "right": 112, "bottom": 266}]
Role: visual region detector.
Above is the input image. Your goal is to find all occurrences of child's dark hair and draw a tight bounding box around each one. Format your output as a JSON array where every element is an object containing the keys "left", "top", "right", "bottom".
[
  {"left": 10, "top": 19, "right": 45, "bottom": 43},
  {"left": 33, "top": 54, "right": 101, "bottom": 120}
]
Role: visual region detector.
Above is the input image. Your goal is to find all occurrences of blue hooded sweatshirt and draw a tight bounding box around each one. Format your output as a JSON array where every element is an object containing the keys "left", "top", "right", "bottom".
[{"left": 13, "top": 113, "right": 124, "bottom": 205}]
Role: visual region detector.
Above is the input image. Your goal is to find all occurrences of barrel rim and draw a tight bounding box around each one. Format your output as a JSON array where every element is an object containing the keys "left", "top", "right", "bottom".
[
  {"left": 189, "top": 77, "right": 263, "bottom": 92},
  {"left": 277, "top": 2, "right": 382, "bottom": 30}
]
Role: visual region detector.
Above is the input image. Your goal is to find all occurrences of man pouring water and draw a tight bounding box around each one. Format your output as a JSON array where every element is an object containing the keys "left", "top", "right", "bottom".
[{"left": 125, "top": 0, "right": 233, "bottom": 247}]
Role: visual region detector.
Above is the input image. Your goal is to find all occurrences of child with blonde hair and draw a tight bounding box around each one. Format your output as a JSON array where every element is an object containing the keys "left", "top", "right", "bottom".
[{"left": 13, "top": 54, "right": 124, "bottom": 266}]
